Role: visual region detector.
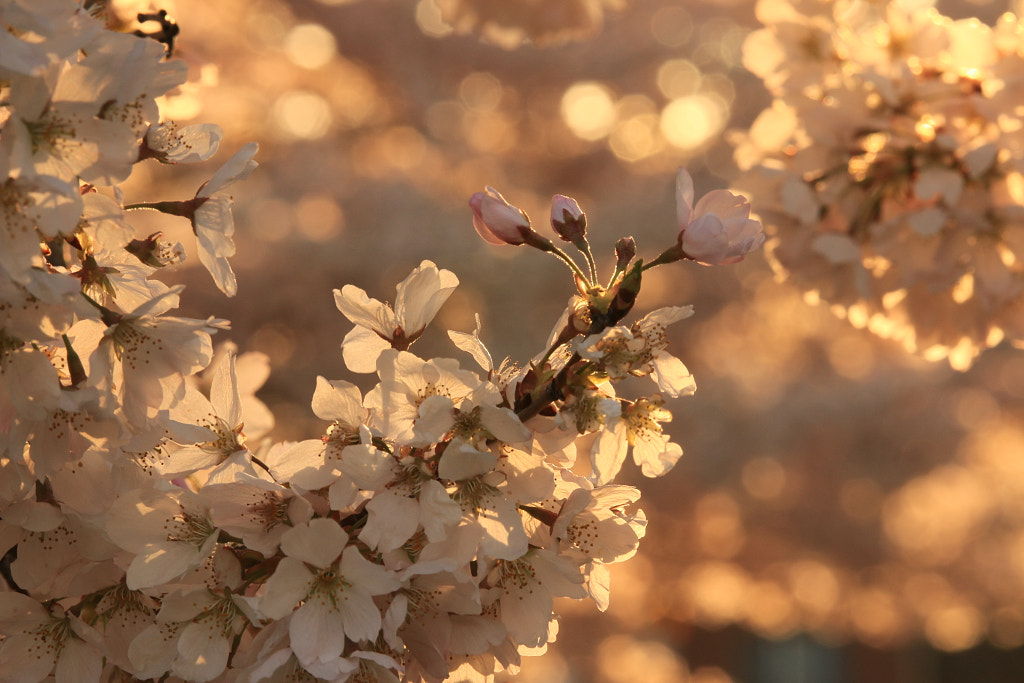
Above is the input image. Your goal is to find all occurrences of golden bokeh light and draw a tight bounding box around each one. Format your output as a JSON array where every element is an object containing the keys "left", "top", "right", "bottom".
[
  {"left": 883, "top": 465, "right": 991, "bottom": 566},
  {"left": 788, "top": 560, "right": 841, "bottom": 620},
  {"left": 459, "top": 72, "right": 504, "bottom": 112},
  {"left": 848, "top": 586, "right": 910, "bottom": 646},
  {"left": 924, "top": 603, "right": 985, "bottom": 652},
  {"left": 741, "top": 456, "right": 787, "bottom": 500},
  {"left": 657, "top": 59, "right": 702, "bottom": 99},
  {"left": 691, "top": 667, "right": 734, "bottom": 683},
  {"left": 596, "top": 636, "right": 690, "bottom": 683},
  {"left": 650, "top": 6, "right": 693, "bottom": 48},
  {"left": 660, "top": 94, "right": 728, "bottom": 151},
  {"left": 684, "top": 561, "right": 750, "bottom": 627},
  {"left": 283, "top": 23, "right": 337, "bottom": 69},
  {"left": 744, "top": 579, "right": 799, "bottom": 637},
  {"left": 695, "top": 492, "right": 746, "bottom": 558},
  {"left": 610, "top": 113, "right": 662, "bottom": 162},
  {"left": 270, "top": 90, "right": 332, "bottom": 139},
  {"left": 414, "top": 0, "right": 454, "bottom": 38},
  {"left": 295, "top": 193, "right": 345, "bottom": 241},
  {"left": 561, "top": 81, "right": 617, "bottom": 141}
]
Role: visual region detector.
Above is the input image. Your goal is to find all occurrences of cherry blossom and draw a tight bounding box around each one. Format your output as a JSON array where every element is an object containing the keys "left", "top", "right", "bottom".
[
  {"left": 190, "top": 142, "right": 259, "bottom": 297},
  {"left": 675, "top": 168, "right": 765, "bottom": 266},
  {"left": 335, "top": 259, "right": 459, "bottom": 372},
  {"left": 260, "top": 518, "right": 402, "bottom": 675},
  {"left": 469, "top": 186, "right": 536, "bottom": 246},
  {"left": 0, "top": 5, "right": 765, "bottom": 679}
]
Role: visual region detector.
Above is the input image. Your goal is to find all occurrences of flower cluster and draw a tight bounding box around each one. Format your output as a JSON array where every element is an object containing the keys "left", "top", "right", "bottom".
[
  {"left": 0, "top": 3, "right": 763, "bottom": 682},
  {"left": 733, "top": 0, "right": 1024, "bottom": 368}
]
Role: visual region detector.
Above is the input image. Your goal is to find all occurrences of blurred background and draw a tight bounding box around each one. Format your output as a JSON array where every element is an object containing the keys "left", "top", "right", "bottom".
[{"left": 115, "top": 0, "right": 1024, "bottom": 680}]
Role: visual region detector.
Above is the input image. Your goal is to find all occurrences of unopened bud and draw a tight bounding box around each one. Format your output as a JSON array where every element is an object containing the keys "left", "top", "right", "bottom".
[
  {"left": 614, "top": 236, "right": 636, "bottom": 269},
  {"left": 550, "top": 195, "right": 586, "bottom": 243},
  {"left": 469, "top": 187, "right": 535, "bottom": 246}
]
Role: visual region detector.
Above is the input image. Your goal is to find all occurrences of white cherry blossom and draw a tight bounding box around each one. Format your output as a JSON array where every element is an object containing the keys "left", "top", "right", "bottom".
[
  {"left": 335, "top": 260, "right": 459, "bottom": 373},
  {"left": 260, "top": 518, "right": 401, "bottom": 673},
  {"left": 0, "top": 593, "right": 104, "bottom": 683},
  {"left": 105, "top": 486, "right": 220, "bottom": 590},
  {"left": 190, "top": 142, "right": 259, "bottom": 297}
]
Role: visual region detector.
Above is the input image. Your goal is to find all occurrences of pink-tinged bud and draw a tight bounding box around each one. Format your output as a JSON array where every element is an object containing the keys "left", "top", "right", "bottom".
[
  {"left": 675, "top": 167, "right": 765, "bottom": 266},
  {"left": 469, "top": 186, "right": 534, "bottom": 246},
  {"left": 550, "top": 194, "right": 586, "bottom": 242}
]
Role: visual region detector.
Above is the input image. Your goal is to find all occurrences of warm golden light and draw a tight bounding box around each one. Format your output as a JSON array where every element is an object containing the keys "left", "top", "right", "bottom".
[
  {"left": 657, "top": 59, "right": 702, "bottom": 99},
  {"left": 414, "top": 0, "right": 453, "bottom": 38},
  {"left": 295, "top": 193, "right": 344, "bottom": 241},
  {"left": 561, "top": 82, "right": 616, "bottom": 141},
  {"left": 270, "top": 90, "right": 332, "bottom": 139},
  {"left": 741, "top": 456, "right": 787, "bottom": 499},
  {"left": 459, "top": 72, "right": 504, "bottom": 112},
  {"left": 660, "top": 94, "right": 727, "bottom": 150},
  {"left": 596, "top": 636, "right": 689, "bottom": 683},
  {"left": 650, "top": 6, "right": 693, "bottom": 48},
  {"left": 283, "top": 23, "right": 336, "bottom": 69}
]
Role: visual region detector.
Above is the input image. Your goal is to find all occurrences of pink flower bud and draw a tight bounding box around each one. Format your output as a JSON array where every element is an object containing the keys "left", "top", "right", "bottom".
[
  {"left": 550, "top": 194, "right": 586, "bottom": 242},
  {"left": 469, "top": 187, "right": 533, "bottom": 246},
  {"left": 675, "top": 168, "right": 765, "bottom": 266}
]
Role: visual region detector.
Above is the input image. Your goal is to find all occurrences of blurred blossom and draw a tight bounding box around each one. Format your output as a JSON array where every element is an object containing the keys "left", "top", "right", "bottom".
[{"left": 733, "top": 0, "right": 1024, "bottom": 369}]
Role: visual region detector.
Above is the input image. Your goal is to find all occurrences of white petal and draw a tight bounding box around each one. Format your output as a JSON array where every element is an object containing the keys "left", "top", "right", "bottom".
[
  {"left": 479, "top": 405, "right": 530, "bottom": 444},
  {"left": 585, "top": 561, "right": 612, "bottom": 611},
  {"left": 340, "top": 545, "right": 401, "bottom": 595},
  {"left": 0, "top": 632, "right": 56, "bottom": 682},
  {"left": 359, "top": 490, "right": 419, "bottom": 552},
  {"left": 438, "top": 446, "right": 497, "bottom": 481},
  {"left": 651, "top": 354, "right": 697, "bottom": 398},
  {"left": 174, "top": 621, "right": 230, "bottom": 681},
  {"left": 126, "top": 544, "right": 202, "bottom": 590},
  {"left": 199, "top": 142, "right": 258, "bottom": 197},
  {"left": 448, "top": 314, "right": 493, "bottom": 372},
  {"left": 210, "top": 350, "right": 241, "bottom": 426},
  {"left": 342, "top": 325, "right": 392, "bottom": 374},
  {"left": 395, "top": 260, "right": 459, "bottom": 334},
  {"left": 418, "top": 479, "right": 462, "bottom": 542},
  {"left": 127, "top": 623, "right": 180, "bottom": 679},
  {"left": 590, "top": 422, "right": 629, "bottom": 486},
  {"left": 476, "top": 490, "right": 529, "bottom": 560},
  {"left": 290, "top": 601, "right": 346, "bottom": 667},
  {"left": 311, "top": 377, "right": 365, "bottom": 423},
  {"left": 338, "top": 444, "right": 398, "bottom": 491},
  {"left": 337, "top": 586, "right": 383, "bottom": 643},
  {"left": 334, "top": 285, "right": 394, "bottom": 334},
  {"left": 261, "top": 557, "right": 313, "bottom": 620},
  {"left": 412, "top": 394, "right": 456, "bottom": 446},
  {"left": 280, "top": 518, "right": 347, "bottom": 567}
]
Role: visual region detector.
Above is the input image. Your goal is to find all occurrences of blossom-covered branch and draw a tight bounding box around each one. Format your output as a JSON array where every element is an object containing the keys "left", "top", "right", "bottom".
[{"left": 0, "top": 2, "right": 763, "bottom": 682}]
